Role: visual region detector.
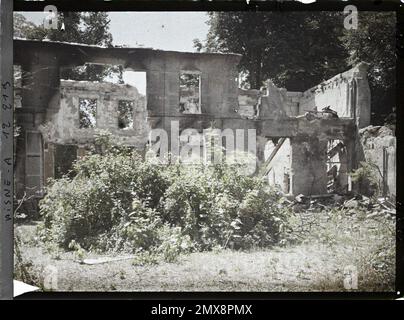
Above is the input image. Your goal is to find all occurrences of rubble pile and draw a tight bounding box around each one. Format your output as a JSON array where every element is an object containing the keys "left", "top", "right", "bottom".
[
  {"left": 298, "top": 106, "right": 339, "bottom": 121},
  {"left": 282, "top": 194, "right": 396, "bottom": 243},
  {"left": 285, "top": 193, "right": 395, "bottom": 216},
  {"left": 281, "top": 192, "right": 396, "bottom": 239},
  {"left": 359, "top": 125, "right": 394, "bottom": 143}
]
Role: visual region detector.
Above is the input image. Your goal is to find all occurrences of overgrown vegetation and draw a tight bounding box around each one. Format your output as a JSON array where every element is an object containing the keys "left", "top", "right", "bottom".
[
  {"left": 17, "top": 196, "right": 395, "bottom": 291},
  {"left": 285, "top": 199, "right": 395, "bottom": 291},
  {"left": 350, "top": 161, "right": 382, "bottom": 198},
  {"left": 16, "top": 133, "right": 395, "bottom": 290},
  {"left": 38, "top": 131, "right": 289, "bottom": 262}
]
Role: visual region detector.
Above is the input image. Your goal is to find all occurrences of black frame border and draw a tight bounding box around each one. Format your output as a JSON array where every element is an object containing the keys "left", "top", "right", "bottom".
[{"left": 9, "top": 0, "right": 404, "bottom": 300}]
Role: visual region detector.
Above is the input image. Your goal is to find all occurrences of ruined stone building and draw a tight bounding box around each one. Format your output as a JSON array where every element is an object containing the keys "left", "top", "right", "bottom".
[{"left": 13, "top": 39, "right": 396, "bottom": 214}]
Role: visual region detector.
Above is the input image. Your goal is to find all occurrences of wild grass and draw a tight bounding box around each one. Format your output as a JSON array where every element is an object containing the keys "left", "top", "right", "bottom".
[{"left": 14, "top": 205, "right": 395, "bottom": 292}]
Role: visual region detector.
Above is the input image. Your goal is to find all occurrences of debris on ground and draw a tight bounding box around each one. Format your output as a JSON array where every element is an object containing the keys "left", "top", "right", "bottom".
[
  {"left": 359, "top": 125, "right": 394, "bottom": 141},
  {"left": 79, "top": 255, "right": 135, "bottom": 265},
  {"left": 282, "top": 192, "right": 395, "bottom": 219}
]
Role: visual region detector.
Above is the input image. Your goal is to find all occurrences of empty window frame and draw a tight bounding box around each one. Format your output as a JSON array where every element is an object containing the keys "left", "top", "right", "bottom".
[
  {"left": 122, "top": 70, "right": 147, "bottom": 96},
  {"left": 179, "top": 71, "right": 201, "bottom": 114},
  {"left": 25, "top": 131, "right": 43, "bottom": 197},
  {"left": 79, "top": 98, "right": 97, "bottom": 128},
  {"left": 326, "top": 139, "right": 348, "bottom": 193},
  {"left": 118, "top": 100, "right": 135, "bottom": 129},
  {"left": 54, "top": 145, "right": 78, "bottom": 179},
  {"left": 14, "top": 65, "right": 23, "bottom": 108}
]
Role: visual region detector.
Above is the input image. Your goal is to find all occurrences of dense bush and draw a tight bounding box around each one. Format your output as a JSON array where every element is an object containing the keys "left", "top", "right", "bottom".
[
  {"left": 350, "top": 161, "right": 381, "bottom": 198},
  {"left": 39, "top": 131, "right": 289, "bottom": 261},
  {"left": 163, "top": 164, "right": 287, "bottom": 250}
]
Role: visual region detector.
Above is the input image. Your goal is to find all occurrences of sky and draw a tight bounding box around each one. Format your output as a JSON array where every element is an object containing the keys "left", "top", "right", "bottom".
[
  {"left": 20, "top": 11, "right": 209, "bottom": 51},
  {"left": 19, "top": 12, "right": 210, "bottom": 94},
  {"left": 108, "top": 12, "right": 209, "bottom": 52}
]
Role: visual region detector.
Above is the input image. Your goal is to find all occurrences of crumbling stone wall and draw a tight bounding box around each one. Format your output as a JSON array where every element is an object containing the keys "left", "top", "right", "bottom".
[
  {"left": 284, "top": 92, "right": 301, "bottom": 117},
  {"left": 290, "top": 135, "right": 329, "bottom": 195},
  {"left": 256, "top": 63, "right": 373, "bottom": 195},
  {"left": 298, "top": 62, "right": 371, "bottom": 128},
  {"left": 40, "top": 80, "right": 148, "bottom": 147},
  {"left": 237, "top": 81, "right": 289, "bottom": 120},
  {"left": 238, "top": 62, "right": 371, "bottom": 126},
  {"left": 13, "top": 39, "right": 242, "bottom": 134},
  {"left": 358, "top": 126, "right": 396, "bottom": 197},
  {"left": 38, "top": 80, "right": 149, "bottom": 185}
]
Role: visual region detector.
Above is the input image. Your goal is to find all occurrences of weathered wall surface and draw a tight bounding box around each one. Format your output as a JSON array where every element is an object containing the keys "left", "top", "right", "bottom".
[
  {"left": 237, "top": 81, "right": 292, "bottom": 119},
  {"left": 259, "top": 81, "right": 288, "bottom": 120},
  {"left": 291, "top": 136, "right": 329, "bottom": 195},
  {"left": 298, "top": 63, "right": 371, "bottom": 128},
  {"left": 237, "top": 63, "right": 371, "bottom": 124},
  {"left": 158, "top": 52, "right": 240, "bottom": 118},
  {"left": 40, "top": 80, "right": 148, "bottom": 148},
  {"left": 284, "top": 92, "right": 301, "bottom": 117},
  {"left": 14, "top": 40, "right": 242, "bottom": 134},
  {"left": 358, "top": 126, "right": 396, "bottom": 197},
  {"left": 265, "top": 139, "right": 292, "bottom": 193}
]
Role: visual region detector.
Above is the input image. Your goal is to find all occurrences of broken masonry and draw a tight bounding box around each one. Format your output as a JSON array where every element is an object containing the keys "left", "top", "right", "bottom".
[{"left": 12, "top": 39, "right": 394, "bottom": 216}]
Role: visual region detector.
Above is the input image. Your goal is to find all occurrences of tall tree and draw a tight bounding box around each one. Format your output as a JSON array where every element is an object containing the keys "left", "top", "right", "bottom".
[
  {"left": 198, "top": 12, "right": 349, "bottom": 91},
  {"left": 342, "top": 11, "right": 396, "bottom": 125},
  {"left": 14, "top": 12, "right": 47, "bottom": 39}
]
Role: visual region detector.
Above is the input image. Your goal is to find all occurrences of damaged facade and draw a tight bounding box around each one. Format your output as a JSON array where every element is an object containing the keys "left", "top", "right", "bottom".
[{"left": 13, "top": 39, "right": 395, "bottom": 215}]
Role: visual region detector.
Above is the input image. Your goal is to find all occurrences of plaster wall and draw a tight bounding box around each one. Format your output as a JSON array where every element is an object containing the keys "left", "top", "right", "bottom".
[
  {"left": 40, "top": 80, "right": 148, "bottom": 148},
  {"left": 266, "top": 139, "right": 292, "bottom": 193},
  {"left": 358, "top": 126, "right": 396, "bottom": 197},
  {"left": 298, "top": 63, "right": 371, "bottom": 128}
]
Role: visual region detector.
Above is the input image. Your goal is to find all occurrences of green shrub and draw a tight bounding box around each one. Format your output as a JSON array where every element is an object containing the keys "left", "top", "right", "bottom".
[
  {"left": 155, "top": 225, "right": 194, "bottom": 262},
  {"left": 350, "top": 161, "right": 381, "bottom": 198},
  {"left": 163, "top": 163, "right": 287, "bottom": 250},
  {"left": 39, "top": 130, "right": 290, "bottom": 259}
]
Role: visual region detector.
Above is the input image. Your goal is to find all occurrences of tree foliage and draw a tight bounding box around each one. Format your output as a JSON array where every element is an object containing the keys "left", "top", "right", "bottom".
[
  {"left": 198, "top": 11, "right": 396, "bottom": 124},
  {"left": 341, "top": 12, "right": 396, "bottom": 125},
  {"left": 199, "top": 12, "right": 348, "bottom": 91}
]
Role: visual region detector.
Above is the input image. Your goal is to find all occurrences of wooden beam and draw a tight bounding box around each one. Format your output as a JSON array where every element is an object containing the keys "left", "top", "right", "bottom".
[
  {"left": 259, "top": 137, "right": 287, "bottom": 178},
  {"left": 0, "top": 0, "right": 14, "bottom": 300}
]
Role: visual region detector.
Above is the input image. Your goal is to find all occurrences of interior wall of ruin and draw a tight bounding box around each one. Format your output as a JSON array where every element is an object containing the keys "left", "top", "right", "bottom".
[
  {"left": 297, "top": 62, "right": 371, "bottom": 128},
  {"left": 290, "top": 136, "right": 329, "bottom": 195},
  {"left": 265, "top": 138, "right": 292, "bottom": 194},
  {"left": 358, "top": 126, "right": 396, "bottom": 197}
]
